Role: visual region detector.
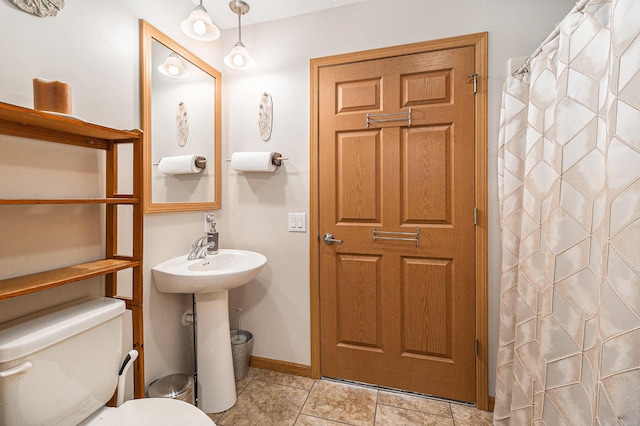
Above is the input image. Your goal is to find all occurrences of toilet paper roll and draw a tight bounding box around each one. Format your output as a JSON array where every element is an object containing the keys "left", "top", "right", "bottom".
[
  {"left": 230, "top": 152, "right": 277, "bottom": 173},
  {"left": 158, "top": 155, "right": 202, "bottom": 174}
]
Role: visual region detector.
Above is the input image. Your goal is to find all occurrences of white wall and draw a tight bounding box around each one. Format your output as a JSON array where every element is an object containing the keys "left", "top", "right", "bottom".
[{"left": 0, "top": 0, "right": 575, "bottom": 400}]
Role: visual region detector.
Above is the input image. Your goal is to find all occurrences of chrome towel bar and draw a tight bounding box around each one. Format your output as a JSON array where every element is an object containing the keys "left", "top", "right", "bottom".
[
  {"left": 366, "top": 108, "right": 411, "bottom": 128},
  {"left": 373, "top": 227, "right": 419, "bottom": 247}
]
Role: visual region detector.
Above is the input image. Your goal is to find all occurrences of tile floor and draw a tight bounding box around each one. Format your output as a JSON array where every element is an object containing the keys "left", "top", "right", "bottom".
[{"left": 207, "top": 368, "right": 494, "bottom": 425}]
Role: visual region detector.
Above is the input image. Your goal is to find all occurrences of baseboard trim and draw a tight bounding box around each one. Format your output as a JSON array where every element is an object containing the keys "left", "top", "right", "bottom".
[
  {"left": 249, "top": 356, "right": 312, "bottom": 378},
  {"left": 488, "top": 396, "right": 495, "bottom": 412}
]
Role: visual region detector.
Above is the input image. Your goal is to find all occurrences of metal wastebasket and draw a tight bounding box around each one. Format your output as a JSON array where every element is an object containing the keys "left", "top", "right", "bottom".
[
  {"left": 148, "top": 373, "right": 195, "bottom": 405},
  {"left": 230, "top": 329, "right": 253, "bottom": 381}
]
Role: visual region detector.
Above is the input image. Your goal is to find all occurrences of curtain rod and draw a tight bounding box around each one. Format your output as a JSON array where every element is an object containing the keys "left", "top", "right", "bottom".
[{"left": 512, "top": 0, "right": 590, "bottom": 75}]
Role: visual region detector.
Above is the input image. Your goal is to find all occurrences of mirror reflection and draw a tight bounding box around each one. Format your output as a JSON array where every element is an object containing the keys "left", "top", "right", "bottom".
[{"left": 141, "top": 20, "right": 221, "bottom": 213}]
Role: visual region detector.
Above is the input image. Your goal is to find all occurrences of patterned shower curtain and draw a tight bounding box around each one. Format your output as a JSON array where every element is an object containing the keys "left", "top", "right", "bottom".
[{"left": 495, "top": 0, "right": 640, "bottom": 424}]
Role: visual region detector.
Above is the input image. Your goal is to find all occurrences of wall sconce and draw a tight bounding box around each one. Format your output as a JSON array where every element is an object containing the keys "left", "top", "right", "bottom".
[
  {"left": 158, "top": 53, "right": 189, "bottom": 78},
  {"left": 181, "top": 0, "right": 220, "bottom": 41},
  {"left": 224, "top": 0, "right": 254, "bottom": 70}
]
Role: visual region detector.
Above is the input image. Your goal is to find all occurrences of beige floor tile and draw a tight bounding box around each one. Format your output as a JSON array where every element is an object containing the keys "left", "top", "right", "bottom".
[
  {"left": 235, "top": 366, "right": 260, "bottom": 393},
  {"left": 302, "top": 380, "right": 377, "bottom": 426},
  {"left": 205, "top": 370, "right": 495, "bottom": 426},
  {"left": 450, "top": 403, "right": 494, "bottom": 425},
  {"left": 375, "top": 405, "right": 454, "bottom": 425},
  {"left": 255, "top": 369, "right": 316, "bottom": 390},
  {"left": 216, "top": 379, "right": 309, "bottom": 426},
  {"left": 295, "top": 414, "right": 354, "bottom": 425},
  {"left": 377, "top": 391, "right": 452, "bottom": 418}
]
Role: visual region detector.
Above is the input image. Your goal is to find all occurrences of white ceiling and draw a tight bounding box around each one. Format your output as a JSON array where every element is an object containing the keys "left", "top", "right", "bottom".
[{"left": 194, "top": 0, "right": 370, "bottom": 30}]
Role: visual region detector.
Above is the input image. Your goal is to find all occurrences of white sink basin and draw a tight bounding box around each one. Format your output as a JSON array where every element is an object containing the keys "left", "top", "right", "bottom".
[{"left": 152, "top": 249, "right": 267, "bottom": 293}]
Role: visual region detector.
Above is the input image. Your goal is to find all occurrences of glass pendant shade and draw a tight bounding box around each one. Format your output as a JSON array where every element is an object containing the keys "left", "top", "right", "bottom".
[
  {"left": 181, "top": 6, "right": 220, "bottom": 41},
  {"left": 224, "top": 1, "right": 254, "bottom": 70},
  {"left": 158, "top": 54, "right": 189, "bottom": 78},
  {"left": 224, "top": 42, "right": 255, "bottom": 70}
]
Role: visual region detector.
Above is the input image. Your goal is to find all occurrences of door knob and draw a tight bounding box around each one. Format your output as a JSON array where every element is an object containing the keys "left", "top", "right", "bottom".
[{"left": 323, "top": 233, "right": 343, "bottom": 245}]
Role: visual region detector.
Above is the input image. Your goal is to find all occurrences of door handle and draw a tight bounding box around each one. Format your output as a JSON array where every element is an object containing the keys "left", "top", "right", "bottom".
[{"left": 323, "top": 233, "right": 343, "bottom": 245}]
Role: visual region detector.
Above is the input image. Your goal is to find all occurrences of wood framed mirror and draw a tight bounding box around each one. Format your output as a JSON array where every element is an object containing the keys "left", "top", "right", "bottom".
[{"left": 140, "top": 20, "right": 221, "bottom": 213}]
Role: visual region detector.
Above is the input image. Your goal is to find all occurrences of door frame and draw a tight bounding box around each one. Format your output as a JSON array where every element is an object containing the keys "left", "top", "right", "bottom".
[{"left": 309, "top": 32, "right": 489, "bottom": 410}]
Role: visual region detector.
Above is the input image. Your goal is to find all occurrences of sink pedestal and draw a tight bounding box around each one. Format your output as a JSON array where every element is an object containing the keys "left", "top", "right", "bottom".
[
  {"left": 195, "top": 290, "right": 236, "bottom": 413},
  {"left": 151, "top": 249, "right": 267, "bottom": 413}
]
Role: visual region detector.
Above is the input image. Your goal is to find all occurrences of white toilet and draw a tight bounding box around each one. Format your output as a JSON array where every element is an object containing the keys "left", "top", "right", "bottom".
[{"left": 0, "top": 297, "right": 215, "bottom": 426}]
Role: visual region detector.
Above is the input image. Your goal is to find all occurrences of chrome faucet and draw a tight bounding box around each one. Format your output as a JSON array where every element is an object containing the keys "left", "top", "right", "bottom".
[
  {"left": 188, "top": 238, "right": 216, "bottom": 260},
  {"left": 188, "top": 214, "right": 219, "bottom": 260}
]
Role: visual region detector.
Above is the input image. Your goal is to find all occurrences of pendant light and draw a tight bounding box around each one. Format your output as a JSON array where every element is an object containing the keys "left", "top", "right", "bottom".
[
  {"left": 181, "top": 0, "right": 220, "bottom": 41},
  {"left": 158, "top": 53, "right": 189, "bottom": 79},
  {"left": 224, "top": 0, "right": 254, "bottom": 70}
]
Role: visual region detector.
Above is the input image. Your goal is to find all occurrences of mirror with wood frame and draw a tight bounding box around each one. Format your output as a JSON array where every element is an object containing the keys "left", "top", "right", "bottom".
[{"left": 140, "top": 20, "right": 221, "bottom": 213}]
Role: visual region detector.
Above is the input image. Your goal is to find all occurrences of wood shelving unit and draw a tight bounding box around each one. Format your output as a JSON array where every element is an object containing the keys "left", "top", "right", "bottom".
[{"left": 0, "top": 101, "right": 145, "bottom": 398}]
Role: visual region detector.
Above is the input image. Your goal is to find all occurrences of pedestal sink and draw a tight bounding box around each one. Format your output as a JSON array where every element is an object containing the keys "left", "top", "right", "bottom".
[{"left": 152, "top": 249, "right": 267, "bottom": 413}]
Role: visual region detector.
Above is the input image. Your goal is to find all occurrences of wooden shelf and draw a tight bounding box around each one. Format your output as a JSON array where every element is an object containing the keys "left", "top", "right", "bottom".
[
  {"left": 0, "top": 259, "right": 140, "bottom": 300},
  {"left": 0, "top": 197, "right": 139, "bottom": 205},
  {"left": 0, "top": 101, "right": 141, "bottom": 149}
]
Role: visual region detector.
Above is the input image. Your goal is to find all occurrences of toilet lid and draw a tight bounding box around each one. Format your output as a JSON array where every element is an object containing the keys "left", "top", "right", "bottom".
[{"left": 98, "top": 398, "right": 215, "bottom": 426}]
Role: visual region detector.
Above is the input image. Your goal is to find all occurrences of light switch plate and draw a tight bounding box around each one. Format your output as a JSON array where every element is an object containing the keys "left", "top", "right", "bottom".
[{"left": 288, "top": 213, "right": 307, "bottom": 232}]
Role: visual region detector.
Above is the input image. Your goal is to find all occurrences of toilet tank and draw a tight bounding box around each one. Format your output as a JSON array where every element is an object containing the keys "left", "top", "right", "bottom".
[{"left": 0, "top": 297, "right": 126, "bottom": 426}]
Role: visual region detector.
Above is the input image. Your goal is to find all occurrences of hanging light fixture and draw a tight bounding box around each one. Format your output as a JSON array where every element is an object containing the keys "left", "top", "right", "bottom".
[
  {"left": 224, "top": 0, "right": 255, "bottom": 70},
  {"left": 158, "top": 53, "right": 189, "bottom": 78},
  {"left": 181, "top": 0, "right": 220, "bottom": 41}
]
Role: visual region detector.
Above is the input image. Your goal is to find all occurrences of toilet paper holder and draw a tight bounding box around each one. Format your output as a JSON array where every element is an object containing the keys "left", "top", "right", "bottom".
[
  {"left": 225, "top": 152, "right": 288, "bottom": 167},
  {"left": 194, "top": 156, "right": 207, "bottom": 169}
]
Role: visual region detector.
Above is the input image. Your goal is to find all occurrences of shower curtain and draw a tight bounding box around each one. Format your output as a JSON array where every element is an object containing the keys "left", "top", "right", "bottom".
[{"left": 495, "top": 0, "right": 640, "bottom": 424}]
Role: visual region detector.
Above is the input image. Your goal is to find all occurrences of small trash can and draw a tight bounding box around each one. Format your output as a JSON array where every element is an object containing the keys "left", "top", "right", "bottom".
[
  {"left": 230, "top": 329, "right": 253, "bottom": 381},
  {"left": 148, "top": 373, "right": 195, "bottom": 405}
]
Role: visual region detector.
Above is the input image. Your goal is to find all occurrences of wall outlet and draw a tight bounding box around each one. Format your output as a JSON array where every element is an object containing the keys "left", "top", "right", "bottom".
[{"left": 288, "top": 213, "right": 307, "bottom": 232}]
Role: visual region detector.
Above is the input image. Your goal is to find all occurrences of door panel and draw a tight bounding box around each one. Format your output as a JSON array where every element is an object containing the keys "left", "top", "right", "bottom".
[
  {"left": 401, "top": 70, "right": 451, "bottom": 106},
  {"left": 337, "top": 79, "right": 381, "bottom": 113},
  {"left": 401, "top": 257, "right": 452, "bottom": 358},
  {"left": 336, "top": 254, "right": 382, "bottom": 349},
  {"left": 336, "top": 131, "right": 381, "bottom": 223},
  {"left": 319, "top": 46, "right": 476, "bottom": 402},
  {"left": 401, "top": 125, "right": 451, "bottom": 223}
]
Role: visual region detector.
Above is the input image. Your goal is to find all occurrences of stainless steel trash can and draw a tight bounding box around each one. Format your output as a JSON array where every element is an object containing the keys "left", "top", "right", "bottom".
[
  {"left": 230, "top": 330, "right": 253, "bottom": 381},
  {"left": 148, "top": 373, "right": 195, "bottom": 405}
]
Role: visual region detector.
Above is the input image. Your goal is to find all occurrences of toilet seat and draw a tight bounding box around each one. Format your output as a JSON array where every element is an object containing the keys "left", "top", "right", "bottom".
[{"left": 95, "top": 398, "right": 215, "bottom": 425}]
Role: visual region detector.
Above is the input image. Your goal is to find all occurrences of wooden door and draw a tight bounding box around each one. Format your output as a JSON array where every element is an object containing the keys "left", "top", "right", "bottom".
[{"left": 318, "top": 46, "right": 477, "bottom": 402}]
